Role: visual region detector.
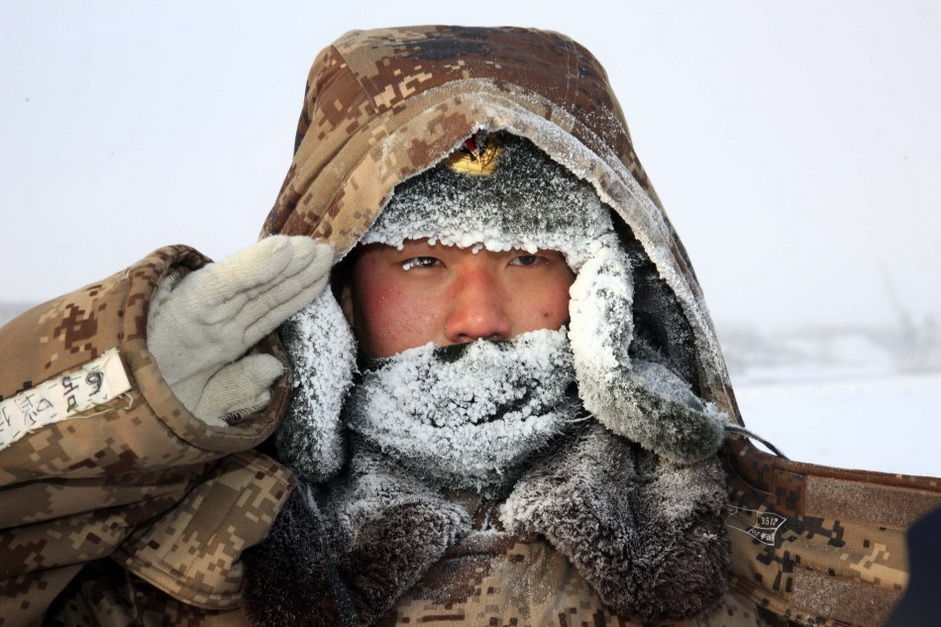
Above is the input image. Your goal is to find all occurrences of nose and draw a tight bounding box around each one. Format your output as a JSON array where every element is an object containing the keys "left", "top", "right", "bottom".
[{"left": 444, "top": 266, "right": 511, "bottom": 344}]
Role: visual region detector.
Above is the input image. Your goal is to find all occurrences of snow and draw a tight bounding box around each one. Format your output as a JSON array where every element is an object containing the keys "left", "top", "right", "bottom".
[
  {"left": 722, "top": 324, "right": 941, "bottom": 477},
  {"left": 734, "top": 370, "right": 940, "bottom": 478}
]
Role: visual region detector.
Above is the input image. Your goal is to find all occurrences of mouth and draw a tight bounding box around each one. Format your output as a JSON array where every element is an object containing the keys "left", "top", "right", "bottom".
[
  {"left": 436, "top": 341, "right": 473, "bottom": 363},
  {"left": 432, "top": 387, "right": 537, "bottom": 427},
  {"left": 488, "top": 389, "right": 536, "bottom": 422}
]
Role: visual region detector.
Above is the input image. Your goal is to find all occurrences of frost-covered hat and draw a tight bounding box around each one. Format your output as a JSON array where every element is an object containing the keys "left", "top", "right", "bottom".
[{"left": 360, "top": 132, "right": 617, "bottom": 271}]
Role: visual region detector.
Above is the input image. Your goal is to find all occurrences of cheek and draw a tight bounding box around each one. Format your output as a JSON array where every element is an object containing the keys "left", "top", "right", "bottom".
[
  {"left": 352, "top": 280, "right": 443, "bottom": 357},
  {"left": 538, "top": 281, "right": 573, "bottom": 327},
  {"left": 509, "top": 272, "right": 573, "bottom": 333}
]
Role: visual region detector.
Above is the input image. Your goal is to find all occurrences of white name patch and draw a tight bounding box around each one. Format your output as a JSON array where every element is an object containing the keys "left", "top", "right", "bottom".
[{"left": 0, "top": 348, "right": 132, "bottom": 450}]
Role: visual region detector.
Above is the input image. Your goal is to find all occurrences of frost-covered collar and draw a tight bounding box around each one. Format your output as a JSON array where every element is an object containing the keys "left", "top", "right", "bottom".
[
  {"left": 359, "top": 133, "right": 614, "bottom": 272},
  {"left": 244, "top": 420, "right": 730, "bottom": 626},
  {"left": 344, "top": 328, "right": 582, "bottom": 494}
]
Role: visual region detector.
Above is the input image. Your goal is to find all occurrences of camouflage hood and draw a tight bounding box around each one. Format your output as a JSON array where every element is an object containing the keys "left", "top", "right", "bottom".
[
  {"left": 247, "top": 27, "right": 735, "bottom": 625},
  {"left": 261, "top": 25, "right": 740, "bottom": 428}
]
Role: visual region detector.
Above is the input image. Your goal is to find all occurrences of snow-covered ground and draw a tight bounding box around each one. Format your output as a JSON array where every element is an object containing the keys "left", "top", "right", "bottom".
[
  {"left": 720, "top": 323, "right": 940, "bottom": 478},
  {"left": 733, "top": 370, "right": 939, "bottom": 478}
]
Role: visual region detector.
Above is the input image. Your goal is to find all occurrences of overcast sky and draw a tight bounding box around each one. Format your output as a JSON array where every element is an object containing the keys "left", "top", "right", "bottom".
[{"left": 2, "top": 0, "right": 939, "bottom": 336}]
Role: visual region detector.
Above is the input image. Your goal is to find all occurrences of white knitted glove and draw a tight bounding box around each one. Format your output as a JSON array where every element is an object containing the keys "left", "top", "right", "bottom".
[{"left": 147, "top": 235, "right": 334, "bottom": 426}]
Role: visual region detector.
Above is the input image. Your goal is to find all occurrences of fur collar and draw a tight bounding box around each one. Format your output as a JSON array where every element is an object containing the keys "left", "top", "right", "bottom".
[{"left": 243, "top": 424, "right": 729, "bottom": 626}]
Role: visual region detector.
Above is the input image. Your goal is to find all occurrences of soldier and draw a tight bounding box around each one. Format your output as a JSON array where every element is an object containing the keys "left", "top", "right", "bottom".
[{"left": 1, "top": 25, "right": 936, "bottom": 627}]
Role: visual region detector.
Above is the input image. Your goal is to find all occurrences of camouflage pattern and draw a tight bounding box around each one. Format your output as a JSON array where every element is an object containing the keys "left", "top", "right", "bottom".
[
  {"left": 264, "top": 26, "right": 662, "bottom": 247},
  {"left": 262, "top": 25, "right": 729, "bottom": 421},
  {"left": 45, "top": 560, "right": 250, "bottom": 627},
  {"left": 380, "top": 531, "right": 770, "bottom": 627},
  {"left": 2, "top": 24, "right": 940, "bottom": 625},
  {"left": 722, "top": 436, "right": 941, "bottom": 626},
  {"left": 0, "top": 246, "right": 294, "bottom": 625}
]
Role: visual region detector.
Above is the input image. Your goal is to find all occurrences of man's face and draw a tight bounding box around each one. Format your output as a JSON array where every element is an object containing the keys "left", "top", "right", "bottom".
[{"left": 340, "top": 239, "right": 575, "bottom": 358}]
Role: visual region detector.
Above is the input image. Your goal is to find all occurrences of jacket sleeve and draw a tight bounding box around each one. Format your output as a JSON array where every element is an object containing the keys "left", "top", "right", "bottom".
[
  {"left": 0, "top": 245, "right": 294, "bottom": 479},
  {"left": 0, "top": 246, "right": 295, "bottom": 624}
]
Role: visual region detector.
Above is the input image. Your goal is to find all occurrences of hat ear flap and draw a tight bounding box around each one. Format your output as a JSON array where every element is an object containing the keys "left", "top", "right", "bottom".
[
  {"left": 568, "top": 237, "right": 726, "bottom": 464},
  {"left": 277, "top": 288, "right": 357, "bottom": 483}
]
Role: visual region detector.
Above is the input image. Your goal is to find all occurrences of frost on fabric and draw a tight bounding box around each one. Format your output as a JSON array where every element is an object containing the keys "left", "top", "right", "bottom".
[
  {"left": 568, "top": 237, "right": 635, "bottom": 384},
  {"left": 359, "top": 134, "right": 614, "bottom": 272},
  {"left": 345, "top": 328, "right": 582, "bottom": 493},
  {"left": 276, "top": 288, "right": 357, "bottom": 483},
  {"left": 359, "top": 98, "right": 730, "bottom": 408},
  {"left": 568, "top": 238, "right": 727, "bottom": 464},
  {"left": 477, "top": 105, "right": 729, "bottom": 398}
]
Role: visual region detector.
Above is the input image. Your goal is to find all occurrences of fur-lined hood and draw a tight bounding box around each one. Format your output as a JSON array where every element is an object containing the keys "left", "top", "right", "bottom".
[{"left": 260, "top": 25, "right": 740, "bottom": 428}]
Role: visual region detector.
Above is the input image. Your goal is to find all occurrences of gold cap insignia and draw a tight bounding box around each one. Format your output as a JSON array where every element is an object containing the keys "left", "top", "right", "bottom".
[{"left": 443, "top": 131, "right": 502, "bottom": 175}]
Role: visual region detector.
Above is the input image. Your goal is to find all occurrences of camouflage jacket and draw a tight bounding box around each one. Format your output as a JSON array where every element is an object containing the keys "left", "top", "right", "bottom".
[{"left": 2, "top": 25, "right": 940, "bottom": 627}]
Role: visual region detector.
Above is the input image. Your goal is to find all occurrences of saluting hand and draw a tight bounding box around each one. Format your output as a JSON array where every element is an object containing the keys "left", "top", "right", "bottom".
[{"left": 146, "top": 235, "right": 334, "bottom": 425}]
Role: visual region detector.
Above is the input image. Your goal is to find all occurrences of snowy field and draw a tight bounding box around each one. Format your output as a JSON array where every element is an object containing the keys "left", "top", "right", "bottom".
[
  {"left": 733, "top": 370, "right": 939, "bottom": 478},
  {"left": 722, "top": 324, "right": 940, "bottom": 477}
]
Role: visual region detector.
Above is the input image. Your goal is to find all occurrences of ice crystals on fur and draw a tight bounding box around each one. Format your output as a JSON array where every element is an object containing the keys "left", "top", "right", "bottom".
[
  {"left": 277, "top": 288, "right": 357, "bottom": 483},
  {"left": 568, "top": 239, "right": 727, "bottom": 463},
  {"left": 345, "top": 328, "right": 581, "bottom": 493},
  {"left": 360, "top": 134, "right": 614, "bottom": 272}
]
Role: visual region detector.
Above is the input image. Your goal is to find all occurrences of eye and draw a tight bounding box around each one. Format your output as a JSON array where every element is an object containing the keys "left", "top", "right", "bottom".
[
  {"left": 401, "top": 256, "right": 442, "bottom": 271},
  {"left": 508, "top": 254, "right": 544, "bottom": 267}
]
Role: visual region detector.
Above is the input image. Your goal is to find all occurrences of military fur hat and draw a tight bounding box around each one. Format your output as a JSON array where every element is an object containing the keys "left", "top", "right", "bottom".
[{"left": 361, "top": 132, "right": 614, "bottom": 272}]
